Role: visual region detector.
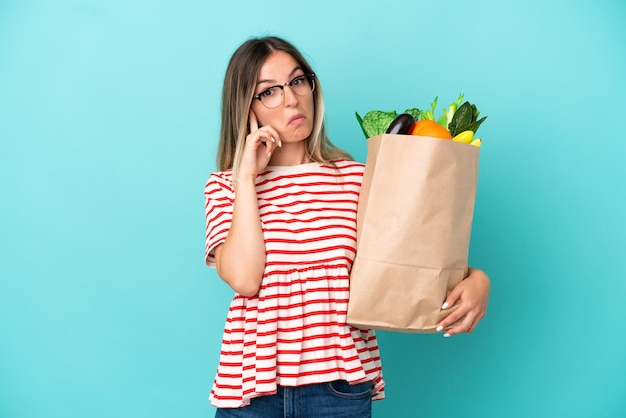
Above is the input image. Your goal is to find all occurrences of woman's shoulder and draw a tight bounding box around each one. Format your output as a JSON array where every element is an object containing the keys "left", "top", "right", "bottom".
[{"left": 204, "top": 169, "right": 234, "bottom": 195}]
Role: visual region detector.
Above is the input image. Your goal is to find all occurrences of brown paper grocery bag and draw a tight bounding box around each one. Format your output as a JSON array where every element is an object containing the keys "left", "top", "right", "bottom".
[{"left": 347, "top": 133, "right": 479, "bottom": 333}]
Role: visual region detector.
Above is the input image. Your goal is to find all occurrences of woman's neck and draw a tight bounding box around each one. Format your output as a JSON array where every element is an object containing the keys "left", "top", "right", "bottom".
[{"left": 268, "top": 141, "right": 310, "bottom": 166}]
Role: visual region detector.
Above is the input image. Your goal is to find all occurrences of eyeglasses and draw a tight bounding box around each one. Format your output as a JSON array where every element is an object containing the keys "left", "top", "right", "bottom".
[{"left": 253, "top": 73, "right": 316, "bottom": 109}]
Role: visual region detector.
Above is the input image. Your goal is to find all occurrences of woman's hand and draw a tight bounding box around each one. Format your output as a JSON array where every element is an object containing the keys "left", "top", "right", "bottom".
[
  {"left": 436, "top": 268, "right": 490, "bottom": 337},
  {"left": 238, "top": 109, "right": 282, "bottom": 179}
]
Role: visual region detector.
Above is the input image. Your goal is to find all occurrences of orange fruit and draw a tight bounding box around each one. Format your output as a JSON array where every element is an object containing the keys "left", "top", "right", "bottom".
[{"left": 409, "top": 120, "right": 452, "bottom": 139}]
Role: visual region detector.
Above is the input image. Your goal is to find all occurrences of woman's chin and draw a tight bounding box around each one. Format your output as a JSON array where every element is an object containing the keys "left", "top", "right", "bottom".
[{"left": 281, "top": 130, "right": 312, "bottom": 144}]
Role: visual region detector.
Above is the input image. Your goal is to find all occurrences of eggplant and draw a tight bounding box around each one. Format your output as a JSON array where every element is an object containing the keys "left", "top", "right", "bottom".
[{"left": 385, "top": 113, "right": 415, "bottom": 135}]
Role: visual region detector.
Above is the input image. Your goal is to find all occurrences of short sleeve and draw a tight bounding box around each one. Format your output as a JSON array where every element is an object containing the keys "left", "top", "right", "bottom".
[{"left": 204, "top": 172, "right": 234, "bottom": 268}]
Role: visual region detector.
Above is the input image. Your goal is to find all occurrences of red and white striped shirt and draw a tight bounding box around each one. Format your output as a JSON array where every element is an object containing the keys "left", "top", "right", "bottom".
[{"left": 204, "top": 159, "right": 385, "bottom": 408}]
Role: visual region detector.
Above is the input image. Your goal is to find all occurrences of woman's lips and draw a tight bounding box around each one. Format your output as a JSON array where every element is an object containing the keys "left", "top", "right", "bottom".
[{"left": 288, "top": 114, "right": 305, "bottom": 125}]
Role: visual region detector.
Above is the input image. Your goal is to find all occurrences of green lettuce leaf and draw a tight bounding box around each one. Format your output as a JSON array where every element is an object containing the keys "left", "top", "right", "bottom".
[{"left": 359, "top": 110, "right": 398, "bottom": 138}]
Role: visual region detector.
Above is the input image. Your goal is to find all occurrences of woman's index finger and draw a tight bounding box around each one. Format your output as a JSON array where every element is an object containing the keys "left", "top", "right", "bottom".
[{"left": 248, "top": 109, "right": 258, "bottom": 133}]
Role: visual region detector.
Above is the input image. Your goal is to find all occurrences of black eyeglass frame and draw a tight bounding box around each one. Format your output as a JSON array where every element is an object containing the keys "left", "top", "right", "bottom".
[{"left": 252, "top": 73, "right": 316, "bottom": 108}]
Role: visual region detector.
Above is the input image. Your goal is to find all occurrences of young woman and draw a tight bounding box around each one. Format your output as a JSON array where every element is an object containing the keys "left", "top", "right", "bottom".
[{"left": 204, "top": 36, "right": 490, "bottom": 417}]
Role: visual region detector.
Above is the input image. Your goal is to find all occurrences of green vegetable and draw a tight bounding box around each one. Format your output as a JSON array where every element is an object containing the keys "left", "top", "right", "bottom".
[
  {"left": 419, "top": 97, "right": 438, "bottom": 123},
  {"left": 447, "top": 102, "right": 472, "bottom": 136},
  {"left": 355, "top": 112, "right": 369, "bottom": 139},
  {"left": 441, "top": 93, "right": 464, "bottom": 128},
  {"left": 447, "top": 101, "right": 487, "bottom": 137},
  {"left": 419, "top": 94, "right": 465, "bottom": 128},
  {"left": 356, "top": 110, "right": 397, "bottom": 138},
  {"left": 464, "top": 116, "right": 487, "bottom": 135}
]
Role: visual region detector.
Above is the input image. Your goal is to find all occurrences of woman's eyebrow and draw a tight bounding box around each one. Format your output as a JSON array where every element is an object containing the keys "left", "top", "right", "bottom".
[
  {"left": 288, "top": 66, "right": 304, "bottom": 78},
  {"left": 257, "top": 66, "right": 303, "bottom": 85}
]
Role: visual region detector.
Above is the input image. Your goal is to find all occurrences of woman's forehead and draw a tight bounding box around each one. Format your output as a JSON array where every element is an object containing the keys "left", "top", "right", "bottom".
[{"left": 257, "top": 51, "right": 301, "bottom": 82}]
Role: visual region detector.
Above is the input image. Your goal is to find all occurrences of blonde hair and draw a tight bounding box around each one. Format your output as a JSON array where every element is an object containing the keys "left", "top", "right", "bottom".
[{"left": 216, "top": 36, "right": 352, "bottom": 173}]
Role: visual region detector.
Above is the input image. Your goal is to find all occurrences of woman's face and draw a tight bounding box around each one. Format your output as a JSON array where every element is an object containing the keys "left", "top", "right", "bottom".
[{"left": 250, "top": 50, "right": 315, "bottom": 143}]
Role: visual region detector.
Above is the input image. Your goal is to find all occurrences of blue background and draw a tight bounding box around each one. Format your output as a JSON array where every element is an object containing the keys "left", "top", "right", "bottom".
[{"left": 1, "top": 0, "right": 625, "bottom": 417}]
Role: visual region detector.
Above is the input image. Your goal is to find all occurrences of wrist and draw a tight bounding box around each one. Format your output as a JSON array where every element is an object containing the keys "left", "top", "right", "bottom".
[{"left": 234, "top": 172, "right": 257, "bottom": 189}]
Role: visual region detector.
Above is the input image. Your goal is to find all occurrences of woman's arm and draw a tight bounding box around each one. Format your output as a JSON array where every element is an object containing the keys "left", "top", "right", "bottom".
[
  {"left": 214, "top": 110, "right": 281, "bottom": 297},
  {"left": 436, "top": 267, "right": 490, "bottom": 336},
  {"left": 214, "top": 175, "right": 266, "bottom": 296}
]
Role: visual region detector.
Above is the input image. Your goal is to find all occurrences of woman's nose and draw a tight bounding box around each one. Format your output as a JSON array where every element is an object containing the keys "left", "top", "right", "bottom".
[{"left": 283, "top": 85, "right": 299, "bottom": 107}]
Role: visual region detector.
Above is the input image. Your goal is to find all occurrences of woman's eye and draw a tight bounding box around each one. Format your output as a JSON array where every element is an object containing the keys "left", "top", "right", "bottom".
[
  {"left": 291, "top": 76, "right": 305, "bottom": 86},
  {"left": 260, "top": 88, "right": 274, "bottom": 97}
]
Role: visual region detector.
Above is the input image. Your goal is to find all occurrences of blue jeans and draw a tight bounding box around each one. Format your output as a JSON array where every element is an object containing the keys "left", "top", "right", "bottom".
[{"left": 214, "top": 380, "right": 373, "bottom": 418}]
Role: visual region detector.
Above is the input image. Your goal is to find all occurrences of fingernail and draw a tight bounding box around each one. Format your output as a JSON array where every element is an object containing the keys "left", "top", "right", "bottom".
[
  {"left": 436, "top": 325, "right": 443, "bottom": 332},
  {"left": 267, "top": 152, "right": 272, "bottom": 158},
  {"left": 279, "top": 140, "right": 282, "bottom": 147},
  {"left": 441, "top": 302, "right": 449, "bottom": 310},
  {"left": 270, "top": 136, "right": 275, "bottom": 143},
  {"left": 443, "top": 333, "right": 451, "bottom": 338}
]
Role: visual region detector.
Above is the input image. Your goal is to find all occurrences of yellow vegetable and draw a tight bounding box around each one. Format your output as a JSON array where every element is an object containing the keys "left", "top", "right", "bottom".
[
  {"left": 452, "top": 130, "right": 474, "bottom": 144},
  {"left": 470, "top": 138, "right": 482, "bottom": 147}
]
